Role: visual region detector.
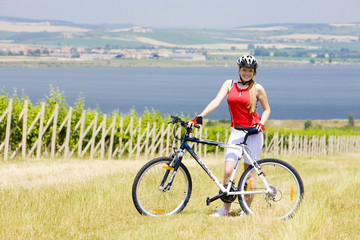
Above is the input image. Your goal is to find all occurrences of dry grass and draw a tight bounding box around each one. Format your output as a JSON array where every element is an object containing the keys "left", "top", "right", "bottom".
[
  {"left": 0, "top": 21, "right": 89, "bottom": 33},
  {"left": 235, "top": 26, "right": 290, "bottom": 31},
  {"left": 266, "top": 119, "right": 360, "bottom": 129},
  {"left": 101, "top": 35, "right": 319, "bottom": 51},
  {"left": 267, "top": 33, "right": 358, "bottom": 42},
  {"left": 1, "top": 153, "right": 359, "bottom": 239}
]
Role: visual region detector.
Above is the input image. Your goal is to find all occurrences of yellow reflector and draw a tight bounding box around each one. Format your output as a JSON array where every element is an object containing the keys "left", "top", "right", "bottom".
[
  {"left": 247, "top": 180, "right": 251, "bottom": 191},
  {"left": 162, "top": 166, "right": 174, "bottom": 170},
  {"left": 290, "top": 187, "right": 294, "bottom": 201},
  {"left": 153, "top": 208, "right": 165, "bottom": 213}
]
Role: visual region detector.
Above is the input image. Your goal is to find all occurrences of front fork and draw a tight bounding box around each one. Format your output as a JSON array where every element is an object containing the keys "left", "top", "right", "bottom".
[{"left": 159, "top": 150, "right": 183, "bottom": 191}]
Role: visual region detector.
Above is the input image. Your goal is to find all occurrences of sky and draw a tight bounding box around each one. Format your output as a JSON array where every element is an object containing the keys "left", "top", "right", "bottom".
[{"left": 1, "top": 0, "right": 360, "bottom": 28}]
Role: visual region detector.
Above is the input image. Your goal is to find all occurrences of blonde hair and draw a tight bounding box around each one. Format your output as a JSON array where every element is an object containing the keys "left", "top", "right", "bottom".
[
  {"left": 238, "top": 66, "right": 257, "bottom": 114},
  {"left": 248, "top": 80, "right": 257, "bottom": 114}
]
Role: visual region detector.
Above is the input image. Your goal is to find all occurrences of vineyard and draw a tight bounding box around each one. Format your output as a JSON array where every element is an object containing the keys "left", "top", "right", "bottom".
[{"left": 1, "top": 90, "right": 360, "bottom": 161}]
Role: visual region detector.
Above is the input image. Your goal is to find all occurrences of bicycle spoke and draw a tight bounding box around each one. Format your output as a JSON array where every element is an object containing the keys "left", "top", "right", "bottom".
[
  {"left": 132, "top": 158, "right": 192, "bottom": 216},
  {"left": 239, "top": 159, "right": 304, "bottom": 220}
]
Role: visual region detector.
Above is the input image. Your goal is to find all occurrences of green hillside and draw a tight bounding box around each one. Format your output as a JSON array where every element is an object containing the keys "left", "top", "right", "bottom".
[{"left": 1, "top": 17, "right": 360, "bottom": 65}]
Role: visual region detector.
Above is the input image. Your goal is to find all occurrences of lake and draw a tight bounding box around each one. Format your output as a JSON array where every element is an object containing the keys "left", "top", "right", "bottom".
[{"left": 1, "top": 65, "right": 359, "bottom": 120}]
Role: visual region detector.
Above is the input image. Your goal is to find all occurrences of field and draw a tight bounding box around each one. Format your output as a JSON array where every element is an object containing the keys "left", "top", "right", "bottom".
[
  {"left": 1, "top": 18, "right": 360, "bottom": 67},
  {"left": 1, "top": 153, "right": 359, "bottom": 239},
  {"left": 0, "top": 21, "right": 90, "bottom": 33}
]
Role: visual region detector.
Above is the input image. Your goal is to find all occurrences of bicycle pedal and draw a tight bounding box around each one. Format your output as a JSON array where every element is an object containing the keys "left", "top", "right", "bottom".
[{"left": 206, "top": 192, "right": 226, "bottom": 206}]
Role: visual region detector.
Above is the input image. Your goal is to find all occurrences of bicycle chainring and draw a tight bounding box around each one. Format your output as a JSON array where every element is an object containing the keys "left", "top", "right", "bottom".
[{"left": 220, "top": 185, "right": 238, "bottom": 203}]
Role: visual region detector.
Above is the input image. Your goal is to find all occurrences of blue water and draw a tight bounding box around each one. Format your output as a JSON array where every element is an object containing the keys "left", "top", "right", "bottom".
[{"left": 1, "top": 65, "right": 359, "bottom": 119}]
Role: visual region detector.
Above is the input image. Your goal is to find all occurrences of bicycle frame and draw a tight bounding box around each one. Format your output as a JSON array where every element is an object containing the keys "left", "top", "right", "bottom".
[{"left": 166, "top": 128, "right": 271, "bottom": 204}]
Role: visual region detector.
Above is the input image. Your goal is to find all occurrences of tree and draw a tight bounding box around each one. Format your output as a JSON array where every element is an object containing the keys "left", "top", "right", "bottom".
[
  {"left": 348, "top": 113, "right": 355, "bottom": 127},
  {"left": 274, "top": 50, "right": 289, "bottom": 57},
  {"left": 254, "top": 47, "right": 270, "bottom": 56},
  {"left": 304, "top": 119, "right": 313, "bottom": 129},
  {"left": 247, "top": 44, "right": 255, "bottom": 50}
]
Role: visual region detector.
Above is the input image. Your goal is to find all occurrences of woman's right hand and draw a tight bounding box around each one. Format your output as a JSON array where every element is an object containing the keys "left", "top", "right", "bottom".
[{"left": 188, "top": 115, "right": 203, "bottom": 128}]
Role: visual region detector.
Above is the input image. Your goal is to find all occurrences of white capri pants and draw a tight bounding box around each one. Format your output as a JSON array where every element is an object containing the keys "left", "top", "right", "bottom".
[{"left": 225, "top": 127, "right": 263, "bottom": 164}]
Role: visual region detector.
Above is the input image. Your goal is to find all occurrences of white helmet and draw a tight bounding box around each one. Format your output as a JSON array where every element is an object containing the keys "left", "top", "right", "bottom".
[{"left": 237, "top": 55, "right": 258, "bottom": 69}]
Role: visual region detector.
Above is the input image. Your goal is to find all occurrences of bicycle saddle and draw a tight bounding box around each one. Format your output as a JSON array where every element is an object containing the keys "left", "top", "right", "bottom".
[{"left": 234, "top": 126, "right": 259, "bottom": 135}]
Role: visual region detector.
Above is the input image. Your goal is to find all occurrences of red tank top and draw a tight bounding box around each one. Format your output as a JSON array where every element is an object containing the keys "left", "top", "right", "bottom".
[{"left": 227, "top": 80, "right": 260, "bottom": 127}]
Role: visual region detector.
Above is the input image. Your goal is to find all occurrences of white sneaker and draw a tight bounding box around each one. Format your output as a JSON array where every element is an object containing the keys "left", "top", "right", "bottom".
[
  {"left": 210, "top": 207, "right": 230, "bottom": 217},
  {"left": 238, "top": 211, "right": 246, "bottom": 217}
]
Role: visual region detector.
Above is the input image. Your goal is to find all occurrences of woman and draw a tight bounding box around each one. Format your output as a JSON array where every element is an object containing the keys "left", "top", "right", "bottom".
[{"left": 189, "top": 55, "right": 271, "bottom": 217}]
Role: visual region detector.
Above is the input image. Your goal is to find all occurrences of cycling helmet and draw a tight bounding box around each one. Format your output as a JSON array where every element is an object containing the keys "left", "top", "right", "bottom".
[{"left": 237, "top": 55, "right": 258, "bottom": 69}]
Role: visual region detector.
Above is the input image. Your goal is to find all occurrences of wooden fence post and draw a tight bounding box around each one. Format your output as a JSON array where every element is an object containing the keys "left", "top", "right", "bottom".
[
  {"left": 159, "top": 123, "right": 165, "bottom": 156},
  {"left": 288, "top": 133, "right": 293, "bottom": 155},
  {"left": 21, "top": 100, "right": 28, "bottom": 159},
  {"left": 90, "top": 113, "right": 97, "bottom": 159},
  {"left": 35, "top": 102, "right": 45, "bottom": 159},
  {"left": 100, "top": 114, "right": 107, "bottom": 159},
  {"left": 62, "top": 108, "right": 72, "bottom": 159},
  {"left": 144, "top": 122, "right": 150, "bottom": 159},
  {"left": 321, "top": 135, "right": 327, "bottom": 155},
  {"left": 128, "top": 117, "right": 134, "bottom": 158},
  {"left": 199, "top": 126, "right": 203, "bottom": 158},
  {"left": 150, "top": 122, "right": 156, "bottom": 158},
  {"left": 215, "top": 132, "right": 219, "bottom": 159},
  {"left": 165, "top": 123, "right": 171, "bottom": 156},
  {"left": 279, "top": 134, "right": 284, "bottom": 155},
  {"left": 136, "top": 118, "right": 142, "bottom": 158},
  {"left": 204, "top": 128, "right": 208, "bottom": 159},
  {"left": 108, "top": 116, "right": 116, "bottom": 160},
  {"left": 77, "top": 111, "right": 86, "bottom": 157},
  {"left": 264, "top": 132, "right": 268, "bottom": 154},
  {"left": 274, "top": 132, "right": 279, "bottom": 155},
  {"left": 3, "top": 99, "right": 12, "bottom": 161},
  {"left": 119, "top": 117, "right": 123, "bottom": 158},
  {"left": 50, "top": 104, "right": 58, "bottom": 159}
]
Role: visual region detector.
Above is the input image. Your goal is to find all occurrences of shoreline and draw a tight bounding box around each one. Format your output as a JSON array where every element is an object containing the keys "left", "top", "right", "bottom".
[{"left": 1, "top": 56, "right": 359, "bottom": 68}]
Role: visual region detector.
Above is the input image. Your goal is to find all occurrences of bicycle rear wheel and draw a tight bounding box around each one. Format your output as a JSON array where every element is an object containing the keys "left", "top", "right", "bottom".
[
  {"left": 132, "top": 157, "right": 192, "bottom": 216},
  {"left": 238, "top": 158, "right": 304, "bottom": 220}
]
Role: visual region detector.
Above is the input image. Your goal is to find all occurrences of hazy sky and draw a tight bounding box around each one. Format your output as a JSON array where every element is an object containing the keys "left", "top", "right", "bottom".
[{"left": 1, "top": 0, "right": 360, "bottom": 28}]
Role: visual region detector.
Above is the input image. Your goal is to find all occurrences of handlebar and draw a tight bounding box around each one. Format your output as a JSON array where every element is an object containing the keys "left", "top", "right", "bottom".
[
  {"left": 168, "top": 115, "right": 199, "bottom": 138},
  {"left": 169, "top": 115, "right": 200, "bottom": 129},
  {"left": 169, "top": 115, "right": 259, "bottom": 138}
]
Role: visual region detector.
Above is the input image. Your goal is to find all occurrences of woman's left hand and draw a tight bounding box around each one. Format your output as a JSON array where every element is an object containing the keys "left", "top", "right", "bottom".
[{"left": 253, "top": 122, "right": 265, "bottom": 132}]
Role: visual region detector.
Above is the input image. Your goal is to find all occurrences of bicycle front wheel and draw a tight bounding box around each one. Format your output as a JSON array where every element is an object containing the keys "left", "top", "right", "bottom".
[
  {"left": 238, "top": 158, "right": 304, "bottom": 220},
  {"left": 132, "top": 157, "right": 192, "bottom": 216}
]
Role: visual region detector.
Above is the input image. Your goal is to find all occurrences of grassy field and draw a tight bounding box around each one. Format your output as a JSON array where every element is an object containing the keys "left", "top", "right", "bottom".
[{"left": 1, "top": 153, "right": 359, "bottom": 239}]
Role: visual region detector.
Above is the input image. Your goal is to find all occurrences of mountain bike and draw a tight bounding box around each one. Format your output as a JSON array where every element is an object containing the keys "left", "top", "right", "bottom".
[{"left": 132, "top": 116, "right": 304, "bottom": 219}]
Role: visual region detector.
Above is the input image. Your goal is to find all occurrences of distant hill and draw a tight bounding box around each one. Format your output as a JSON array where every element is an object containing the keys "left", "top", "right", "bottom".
[
  {"left": 0, "top": 16, "right": 359, "bottom": 65},
  {"left": 0, "top": 16, "right": 134, "bottom": 30}
]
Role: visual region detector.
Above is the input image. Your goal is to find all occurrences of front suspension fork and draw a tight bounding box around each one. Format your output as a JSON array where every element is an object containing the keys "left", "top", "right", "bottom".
[{"left": 159, "top": 152, "right": 183, "bottom": 191}]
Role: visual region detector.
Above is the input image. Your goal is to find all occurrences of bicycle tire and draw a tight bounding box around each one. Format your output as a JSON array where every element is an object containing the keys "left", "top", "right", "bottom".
[
  {"left": 132, "top": 157, "right": 192, "bottom": 216},
  {"left": 238, "top": 158, "right": 304, "bottom": 220}
]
